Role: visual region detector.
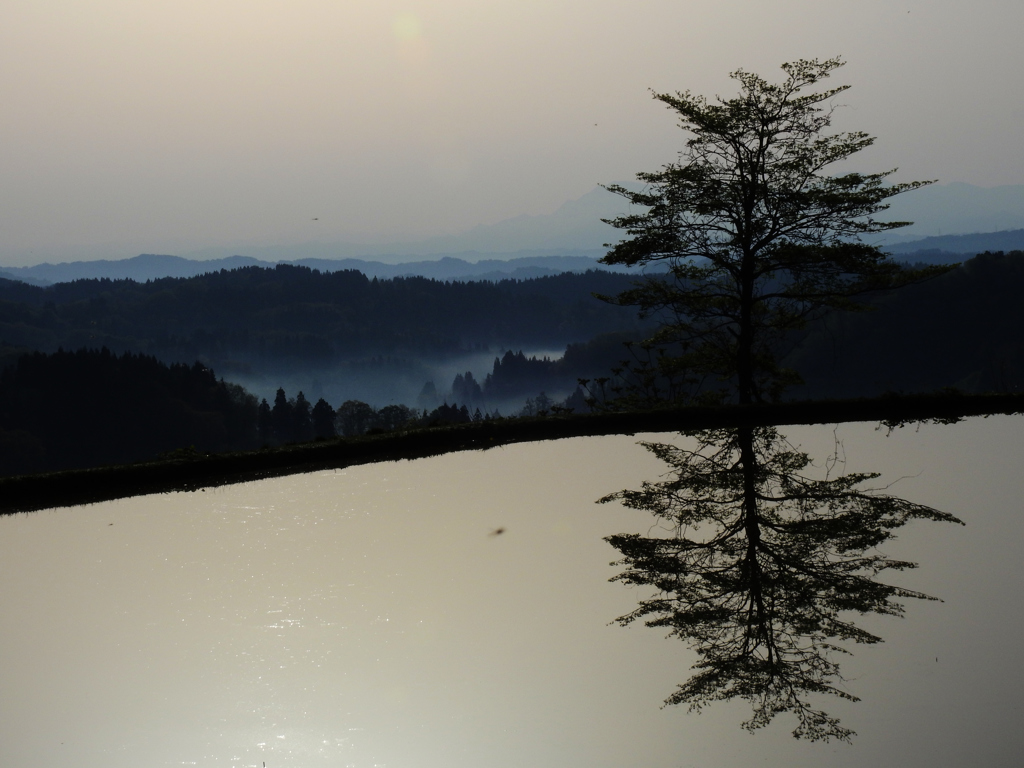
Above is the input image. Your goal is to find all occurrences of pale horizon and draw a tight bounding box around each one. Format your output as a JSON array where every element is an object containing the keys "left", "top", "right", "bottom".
[{"left": 2, "top": 0, "right": 1022, "bottom": 266}]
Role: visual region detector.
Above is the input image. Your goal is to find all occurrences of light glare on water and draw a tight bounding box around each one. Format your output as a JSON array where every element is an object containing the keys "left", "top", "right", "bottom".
[{"left": 0, "top": 423, "right": 1022, "bottom": 768}]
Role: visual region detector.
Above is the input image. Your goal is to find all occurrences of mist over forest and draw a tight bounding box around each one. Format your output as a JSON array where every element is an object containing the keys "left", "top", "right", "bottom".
[
  {"left": 0, "top": 264, "right": 650, "bottom": 410},
  {"left": 2, "top": 244, "right": 1024, "bottom": 478}
]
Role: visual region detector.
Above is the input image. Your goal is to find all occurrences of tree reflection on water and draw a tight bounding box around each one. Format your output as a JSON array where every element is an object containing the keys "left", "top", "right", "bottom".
[{"left": 600, "top": 426, "right": 963, "bottom": 742}]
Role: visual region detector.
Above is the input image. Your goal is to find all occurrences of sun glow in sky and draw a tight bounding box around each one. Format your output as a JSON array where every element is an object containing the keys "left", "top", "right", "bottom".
[
  {"left": 0, "top": 0, "right": 1022, "bottom": 264},
  {"left": 393, "top": 12, "right": 423, "bottom": 41}
]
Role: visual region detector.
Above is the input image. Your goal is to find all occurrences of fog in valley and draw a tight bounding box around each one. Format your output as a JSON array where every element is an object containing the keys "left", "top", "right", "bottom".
[
  {"left": 3, "top": 1, "right": 1024, "bottom": 766},
  {"left": 227, "top": 346, "right": 572, "bottom": 418}
]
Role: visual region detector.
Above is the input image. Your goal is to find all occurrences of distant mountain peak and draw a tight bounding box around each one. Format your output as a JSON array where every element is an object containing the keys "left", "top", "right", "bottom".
[{"left": 886, "top": 229, "right": 1024, "bottom": 257}]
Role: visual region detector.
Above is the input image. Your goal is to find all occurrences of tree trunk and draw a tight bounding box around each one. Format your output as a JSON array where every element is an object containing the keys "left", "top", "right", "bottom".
[{"left": 738, "top": 425, "right": 772, "bottom": 664}]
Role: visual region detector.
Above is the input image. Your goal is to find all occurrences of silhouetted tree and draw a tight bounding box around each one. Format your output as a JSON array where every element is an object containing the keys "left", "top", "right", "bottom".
[
  {"left": 452, "top": 371, "right": 483, "bottom": 406},
  {"left": 600, "top": 428, "right": 962, "bottom": 741},
  {"left": 417, "top": 381, "right": 439, "bottom": 410},
  {"left": 257, "top": 398, "right": 273, "bottom": 443},
  {"left": 562, "top": 385, "right": 590, "bottom": 414},
  {"left": 599, "top": 57, "right": 953, "bottom": 407},
  {"left": 533, "top": 392, "right": 553, "bottom": 414},
  {"left": 271, "top": 387, "right": 293, "bottom": 443},
  {"left": 292, "top": 391, "right": 313, "bottom": 442},
  {"left": 597, "top": 58, "right": 962, "bottom": 741},
  {"left": 376, "top": 404, "right": 415, "bottom": 432},
  {"left": 336, "top": 399, "right": 375, "bottom": 437},
  {"left": 425, "top": 403, "right": 471, "bottom": 425},
  {"left": 311, "top": 397, "right": 336, "bottom": 439},
  {"left": 518, "top": 391, "right": 555, "bottom": 417}
]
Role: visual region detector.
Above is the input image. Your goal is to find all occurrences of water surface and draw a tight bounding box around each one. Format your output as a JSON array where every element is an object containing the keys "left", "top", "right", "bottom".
[{"left": 1, "top": 420, "right": 1021, "bottom": 767}]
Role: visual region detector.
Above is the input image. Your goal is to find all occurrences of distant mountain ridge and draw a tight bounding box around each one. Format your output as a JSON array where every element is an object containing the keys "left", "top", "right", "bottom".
[
  {"left": 5, "top": 229, "right": 1024, "bottom": 286},
  {"left": 3, "top": 180, "right": 1023, "bottom": 274},
  {"left": 176, "top": 181, "right": 1024, "bottom": 259},
  {"left": 180, "top": 182, "right": 1024, "bottom": 259},
  {"left": 885, "top": 229, "right": 1024, "bottom": 257},
  {"left": 3, "top": 179, "right": 1024, "bottom": 284},
  {"left": 181, "top": 187, "right": 631, "bottom": 263},
  {"left": 0, "top": 251, "right": 624, "bottom": 287},
  {"left": 879, "top": 182, "right": 1024, "bottom": 241}
]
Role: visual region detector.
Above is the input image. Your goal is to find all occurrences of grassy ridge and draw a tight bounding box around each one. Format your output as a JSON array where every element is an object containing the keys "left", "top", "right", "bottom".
[{"left": 3, "top": 390, "right": 1024, "bottom": 515}]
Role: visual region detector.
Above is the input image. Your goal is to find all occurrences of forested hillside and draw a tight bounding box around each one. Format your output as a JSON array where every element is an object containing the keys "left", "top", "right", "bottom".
[
  {"left": 0, "top": 348, "right": 259, "bottom": 476},
  {"left": 0, "top": 347, "right": 532, "bottom": 477},
  {"left": 0, "top": 265, "right": 643, "bottom": 372},
  {"left": 786, "top": 251, "right": 1024, "bottom": 398},
  {"left": 3, "top": 251, "right": 1024, "bottom": 479}
]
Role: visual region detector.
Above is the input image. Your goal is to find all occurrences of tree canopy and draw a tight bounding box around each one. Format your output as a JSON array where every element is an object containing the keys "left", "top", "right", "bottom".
[{"left": 600, "top": 57, "right": 951, "bottom": 405}]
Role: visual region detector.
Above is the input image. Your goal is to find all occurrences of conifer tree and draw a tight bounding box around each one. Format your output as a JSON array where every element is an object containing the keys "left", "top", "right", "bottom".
[
  {"left": 271, "top": 387, "right": 293, "bottom": 443},
  {"left": 257, "top": 398, "right": 273, "bottom": 443},
  {"left": 292, "top": 391, "right": 313, "bottom": 442},
  {"left": 311, "top": 397, "right": 337, "bottom": 439}
]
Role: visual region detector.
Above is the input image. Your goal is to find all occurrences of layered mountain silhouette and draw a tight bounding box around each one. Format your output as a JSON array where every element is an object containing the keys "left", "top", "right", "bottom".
[
  {"left": 4, "top": 182, "right": 1024, "bottom": 285},
  {"left": 0, "top": 252, "right": 628, "bottom": 287}
]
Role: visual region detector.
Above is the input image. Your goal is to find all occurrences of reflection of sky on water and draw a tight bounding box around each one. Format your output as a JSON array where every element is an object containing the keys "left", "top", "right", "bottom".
[{"left": 1, "top": 420, "right": 1021, "bottom": 768}]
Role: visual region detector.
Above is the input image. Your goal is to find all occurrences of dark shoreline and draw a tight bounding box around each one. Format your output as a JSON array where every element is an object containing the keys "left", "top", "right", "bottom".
[{"left": 4, "top": 391, "right": 1023, "bottom": 514}]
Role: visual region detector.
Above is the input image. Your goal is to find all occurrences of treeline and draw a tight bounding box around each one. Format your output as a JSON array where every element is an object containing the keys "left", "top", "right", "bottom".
[
  {"left": 438, "top": 252, "right": 1024, "bottom": 405},
  {"left": 435, "top": 332, "right": 635, "bottom": 408},
  {"left": 253, "top": 389, "right": 492, "bottom": 444},
  {"left": 786, "top": 251, "right": 1024, "bottom": 398},
  {"left": 0, "top": 348, "right": 259, "bottom": 476},
  {"left": 4, "top": 251, "right": 1024, "bottom": 478},
  {"left": 0, "top": 265, "right": 645, "bottom": 370},
  {"left": 0, "top": 346, "right": 576, "bottom": 478}
]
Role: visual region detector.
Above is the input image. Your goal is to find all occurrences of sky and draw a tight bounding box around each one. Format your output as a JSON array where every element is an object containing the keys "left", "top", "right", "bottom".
[{"left": 1, "top": 0, "right": 1023, "bottom": 266}]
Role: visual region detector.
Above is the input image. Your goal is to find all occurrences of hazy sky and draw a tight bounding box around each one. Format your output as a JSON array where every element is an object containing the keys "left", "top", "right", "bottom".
[{"left": 2, "top": 0, "right": 1022, "bottom": 265}]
